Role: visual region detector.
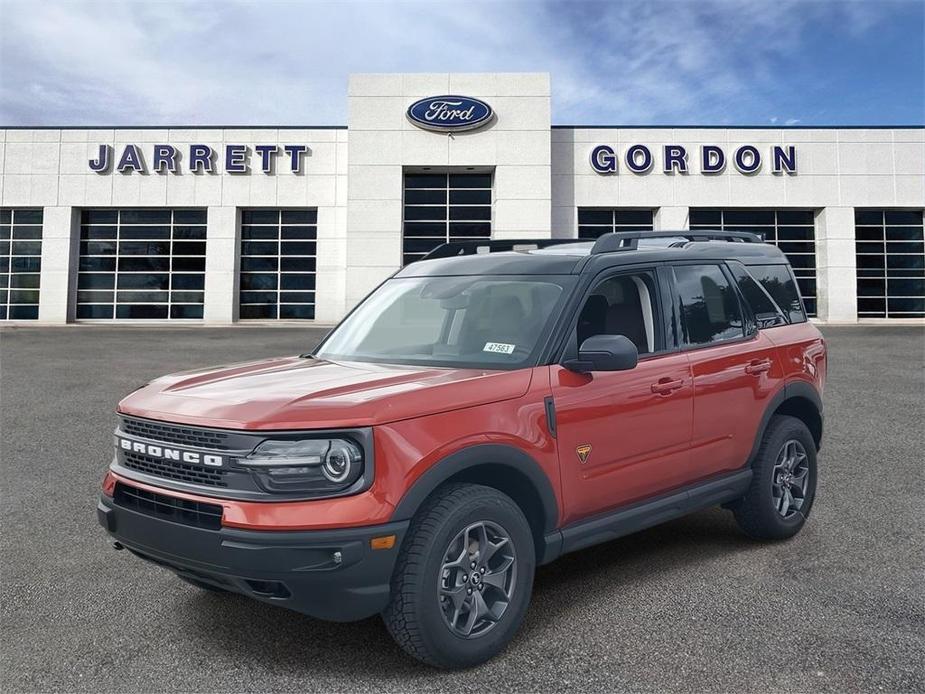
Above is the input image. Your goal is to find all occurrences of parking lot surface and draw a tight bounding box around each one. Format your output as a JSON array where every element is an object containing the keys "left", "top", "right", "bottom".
[{"left": 1, "top": 325, "right": 923, "bottom": 693}]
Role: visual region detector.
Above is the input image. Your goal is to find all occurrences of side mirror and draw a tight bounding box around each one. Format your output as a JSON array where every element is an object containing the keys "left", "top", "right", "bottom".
[{"left": 564, "top": 334, "right": 639, "bottom": 373}]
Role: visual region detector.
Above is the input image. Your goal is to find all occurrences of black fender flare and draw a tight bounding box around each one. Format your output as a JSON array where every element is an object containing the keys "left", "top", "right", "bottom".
[
  {"left": 746, "top": 381, "right": 823, "bottom": 467},
  {"left": 389, "top": 444, "right": 560, "bottom": 536}
]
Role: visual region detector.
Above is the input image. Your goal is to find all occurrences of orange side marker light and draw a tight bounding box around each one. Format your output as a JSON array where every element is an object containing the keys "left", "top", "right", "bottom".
[{"left": 370, "top": 535, "right": 396, "bottom": 550}]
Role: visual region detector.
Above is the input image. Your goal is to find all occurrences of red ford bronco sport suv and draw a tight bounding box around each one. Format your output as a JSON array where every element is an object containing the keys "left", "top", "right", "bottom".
[{"left": 98, "top": 231, "right": 826, "bottom": 668}]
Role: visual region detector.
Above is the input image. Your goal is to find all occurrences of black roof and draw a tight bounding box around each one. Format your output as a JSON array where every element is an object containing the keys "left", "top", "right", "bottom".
[{"left": 396, "top": 232, "right": 789, "bottom": 278}]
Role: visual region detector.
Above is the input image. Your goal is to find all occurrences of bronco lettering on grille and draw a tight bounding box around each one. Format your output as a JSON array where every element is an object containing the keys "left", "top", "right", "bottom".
[{"left": 118, "top": 438, "right": 223, "bottom": 467}]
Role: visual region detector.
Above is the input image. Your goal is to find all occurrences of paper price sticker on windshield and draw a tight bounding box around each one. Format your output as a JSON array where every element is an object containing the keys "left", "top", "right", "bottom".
[{"left": 483, "top": 342, "right": 516, "bottom": 355}]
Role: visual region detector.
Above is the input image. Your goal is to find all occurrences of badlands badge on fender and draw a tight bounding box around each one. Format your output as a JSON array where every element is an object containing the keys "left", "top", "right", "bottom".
[{"left": 576, "top": 444, "right": 592, "bottom": 464}]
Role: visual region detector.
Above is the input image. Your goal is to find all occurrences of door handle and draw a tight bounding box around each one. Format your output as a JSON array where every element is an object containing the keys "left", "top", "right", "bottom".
[
  {"left": 745, "top": 359, "right": 772, "bottom": 375},
  {"left": 651, "top": 378, "right": 684, "bottom": 395}
]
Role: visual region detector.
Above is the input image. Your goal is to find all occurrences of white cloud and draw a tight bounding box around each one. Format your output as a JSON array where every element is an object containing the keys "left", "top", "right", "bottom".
[{"left": 0, "top": 0, "right": 909, "bottom": 125}]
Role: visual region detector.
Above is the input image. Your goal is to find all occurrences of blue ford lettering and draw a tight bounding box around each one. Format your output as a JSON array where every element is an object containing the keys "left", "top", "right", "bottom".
[{"left": 406, "top": 95, "right": 494, "bottom": 132}]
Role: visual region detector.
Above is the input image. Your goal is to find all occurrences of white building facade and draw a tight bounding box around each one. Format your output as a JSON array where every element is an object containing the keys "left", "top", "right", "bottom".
[{"left": 1, "top": 72, "right": 922, "bottom": 324}]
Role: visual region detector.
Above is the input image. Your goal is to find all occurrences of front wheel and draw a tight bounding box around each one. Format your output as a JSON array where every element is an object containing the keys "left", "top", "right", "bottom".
[
  {"left": 382, "top": 483, "right": 535, "bottom": 668},
  {"left": 733, "top": 414, "right": 818, "bottom": 540}
]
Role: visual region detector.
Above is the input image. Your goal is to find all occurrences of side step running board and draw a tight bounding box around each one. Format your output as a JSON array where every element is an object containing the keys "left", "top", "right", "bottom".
[{"left": 540, "top": 469, "right": 752, "bottom": 563}]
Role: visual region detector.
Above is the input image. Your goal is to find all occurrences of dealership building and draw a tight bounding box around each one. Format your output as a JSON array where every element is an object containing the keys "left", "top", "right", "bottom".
[{"left": 1, "top": 72, "right": 922, "bottom": 324}]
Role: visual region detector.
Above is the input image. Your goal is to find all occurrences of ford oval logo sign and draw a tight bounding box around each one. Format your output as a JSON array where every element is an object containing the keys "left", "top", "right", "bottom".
[{"left": 406, "top": 95, "right": 494, "bottom": 132}]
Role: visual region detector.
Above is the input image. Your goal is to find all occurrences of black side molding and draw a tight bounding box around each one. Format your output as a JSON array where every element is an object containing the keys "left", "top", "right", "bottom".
[{"left": 542, "top": 469, "right": 752, "bottom": 561}]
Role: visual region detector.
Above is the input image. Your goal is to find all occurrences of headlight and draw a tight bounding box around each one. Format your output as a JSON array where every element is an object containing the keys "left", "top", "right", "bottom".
[{"left": 238, "top": 438, "right": 364, "bottom": 494}]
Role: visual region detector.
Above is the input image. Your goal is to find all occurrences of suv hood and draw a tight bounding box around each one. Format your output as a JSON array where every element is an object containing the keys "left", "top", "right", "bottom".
[{"left": 118, "top": 356, "right": 533, "bottom": 430}]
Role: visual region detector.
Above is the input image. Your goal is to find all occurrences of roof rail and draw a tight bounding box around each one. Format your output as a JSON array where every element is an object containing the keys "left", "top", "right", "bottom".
[
  {"left": 590, "top": 230, "right": 763, "bottom": 254},
  {"left": 421, "top": 239, "right": 585, "bottom": 260},
  {"left": 419, "top": 232, "right": 763, "bottom": 260}
]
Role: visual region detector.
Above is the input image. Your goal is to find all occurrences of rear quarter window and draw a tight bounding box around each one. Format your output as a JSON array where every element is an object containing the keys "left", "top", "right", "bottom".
[
  {"left": 728, "top": 262, "right": 787, "bottom": 328},
  {"left": 746, "top": 264, "right": 807, "bottom": 324}
]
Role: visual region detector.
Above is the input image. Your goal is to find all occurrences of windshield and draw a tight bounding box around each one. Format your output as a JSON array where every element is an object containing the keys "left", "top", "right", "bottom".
[{"left": 316, "top": 275, "right": 576, "bottom": 369}]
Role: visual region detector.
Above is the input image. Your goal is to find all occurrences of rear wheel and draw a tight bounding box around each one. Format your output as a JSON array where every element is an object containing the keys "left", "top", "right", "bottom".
[
  {"left": 733, "top": 415, "right": 818, "bottom": 540},
  {"left": 383, "top": 483, "right": 535, "bottom": 668}
]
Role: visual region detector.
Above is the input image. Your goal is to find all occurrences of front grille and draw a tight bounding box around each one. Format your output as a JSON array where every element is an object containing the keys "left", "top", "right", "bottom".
[
  {"left": 114, "top": 483, "right": 223, "bottom": 530},
  {"left": 121, "top": 417, "right": 232, "bottom": 450},
  {"left": 122, "top": 451, "right": 228, "bottom": 488}
]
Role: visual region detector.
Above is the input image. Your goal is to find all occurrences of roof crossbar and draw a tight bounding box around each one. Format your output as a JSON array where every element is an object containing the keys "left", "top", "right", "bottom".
[{"left": 589, "top": 230, "right": 763, "bottom": 254}]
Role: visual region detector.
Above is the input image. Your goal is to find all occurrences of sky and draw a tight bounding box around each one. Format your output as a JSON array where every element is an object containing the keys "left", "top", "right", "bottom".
[{"left": 0, "top": 0, "right": 922, "bottom": 127}]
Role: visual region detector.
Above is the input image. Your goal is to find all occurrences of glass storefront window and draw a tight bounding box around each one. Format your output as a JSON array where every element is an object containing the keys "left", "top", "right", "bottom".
[
  {"left": 402, "top": 173, "right": 492, "bottom": 264},
  {"left": 855, "top": 209, "right": 924, "bottom": 318},
  {"left": 239, "top": 209, "right": 317, "bottom": 319},
  {"left": 577, "top": 208, "right": 654, "bottom": 239},
  {"left": 77, "top": 208, "right": 206, "bottom": 319},
  {"left": 0, "top": 208, "right": 43, "bottom": 320}
]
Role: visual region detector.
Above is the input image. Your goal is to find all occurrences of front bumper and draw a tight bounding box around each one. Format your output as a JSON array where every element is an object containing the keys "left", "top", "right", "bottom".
[{"left": 98, "top": 491, "right": 408, "bottom": 622}]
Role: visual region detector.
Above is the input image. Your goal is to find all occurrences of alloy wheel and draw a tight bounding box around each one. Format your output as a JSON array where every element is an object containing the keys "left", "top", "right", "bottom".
[
  {"left": 437, "top": 520, "right": 517, "bottom": 638},
  {"left": 771, "top": 439, "right": 810, "bottom": 518}
]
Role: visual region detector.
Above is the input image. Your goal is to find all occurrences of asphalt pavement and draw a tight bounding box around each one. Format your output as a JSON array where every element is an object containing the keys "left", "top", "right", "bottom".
[{"left": 1, "top": 325, "right": 923, "bottom": 693}]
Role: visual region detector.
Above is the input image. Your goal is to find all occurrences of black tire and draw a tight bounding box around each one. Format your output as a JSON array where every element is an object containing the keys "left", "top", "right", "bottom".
[
  {"left": 382, "top": 483, "right": 535, "bottom": 669},
  {"left": 733, "top": 414, "right": 818, "bottom": 540},
  {"left": 178, "top": 575, "right": 229, "bottom": 593}
]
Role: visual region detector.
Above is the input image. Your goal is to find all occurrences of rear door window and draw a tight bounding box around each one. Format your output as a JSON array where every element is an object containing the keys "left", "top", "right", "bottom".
[{"left": 673, "top": 264, "right": 745, "bottom": 346}]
